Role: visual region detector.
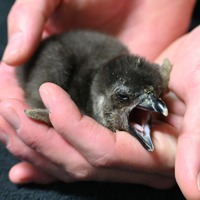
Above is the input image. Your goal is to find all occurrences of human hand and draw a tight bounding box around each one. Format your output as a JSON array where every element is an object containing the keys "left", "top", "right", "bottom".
[
  {"left": 0, "top": 62, "right": 58, "bottom": 184},
  {"left": 0, "top": 0, "right": 198, "bottom": 198},
  {"left": 0, "top": 51, "right": 176, "bottom": 188},
  {"left": 156, "top": 26, "right": 200, "bottom": 200},
  {"left": 2, "top": 26, "right": 200, "bottom": 200},
  {"left": 2, "top": 0, "right": 195, "bottom": 65},
  {"left": 0, "top": 81, "right": 178, "bottom": 188}
]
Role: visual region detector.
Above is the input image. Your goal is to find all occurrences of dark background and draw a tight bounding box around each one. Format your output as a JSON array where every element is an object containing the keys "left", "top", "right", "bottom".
[{"left": 0, "top": 1, "right": 200, "bottom": 199}]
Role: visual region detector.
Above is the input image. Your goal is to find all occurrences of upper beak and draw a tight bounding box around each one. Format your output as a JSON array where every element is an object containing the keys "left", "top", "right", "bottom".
[
  {"left": 138, "top": 93, "right": 168, "bottom": 117},
  {"left": 128, "top": 93, "right": 168, "bottom": 152}
]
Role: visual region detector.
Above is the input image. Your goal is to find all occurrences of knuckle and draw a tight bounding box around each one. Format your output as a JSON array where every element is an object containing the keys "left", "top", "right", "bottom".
[
  {"left": 66, "top": 165, "right": 92, "bottom": 181},
  {"left": 90, "top": 154, "right": 112, "bottom": 168},
  {"left": 6, "top": 142, "right": 30, "bottom": 161},
  {"left": 6, "top": 143, "right": 20, "bottom": 157},
  {"left": 25, "top": 137, "right": 42, "bottom": 152}
]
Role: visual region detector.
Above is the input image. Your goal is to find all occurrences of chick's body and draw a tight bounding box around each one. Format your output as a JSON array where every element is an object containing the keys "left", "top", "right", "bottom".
[
  {"left": 17, "top": 31, "right": 128, "bottom": 115},
  {"left": 17, "top": 30, "right": 171, "bottom": 151}
]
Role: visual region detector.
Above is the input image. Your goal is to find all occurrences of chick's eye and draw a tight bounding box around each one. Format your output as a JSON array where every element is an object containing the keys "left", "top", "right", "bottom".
[{"left": 115, "top": 92, "right": 130, "bottom": 102}]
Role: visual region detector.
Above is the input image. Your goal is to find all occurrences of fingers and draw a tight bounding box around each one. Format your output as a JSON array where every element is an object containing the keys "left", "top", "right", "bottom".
[
  {"left": 176, "top": 98, "right": 200, "bottom": 199},
  {"left": 2, "top": 0, "right": 61, "bottom": 66},
  {"left": 39, "top": 83, "right": 177, "bottom": 174},
  {"left": 119, "top": 0, "right": 195, "bottom": 60},
  {"left": 0, "top": 97, "right": 176, "bottom": 187},
  {"left": 176, "top": 68, "right": 200, "bottom": 199},
  {"left": 177, "top": 28, "right": 200, "bottom": 200},
  {"left": 0, "top": 100, "right": 85, "bottom": 183},
  {"left": 10, "top": 163, "right": 174, "bottom": 188},
  {"left": 0, "top": 98, "right": 96, "bottom": 182},
  {"left": 3, "top": 0, "right": 196, "bottom": 66},
  {"left": 160, "top": 26, "right": 200, "bottom": 200},
  {"left": 9, "top": 162, "right": 57, "bottom": 184}
]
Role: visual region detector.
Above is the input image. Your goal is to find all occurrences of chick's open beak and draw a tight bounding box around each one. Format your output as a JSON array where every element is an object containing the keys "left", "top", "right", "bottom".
[{"left": 128, "top": 93, "right": 168, "bottom": 152}]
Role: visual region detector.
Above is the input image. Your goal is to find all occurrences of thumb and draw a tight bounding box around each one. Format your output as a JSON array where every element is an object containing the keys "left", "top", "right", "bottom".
[
  {"left": 176, "top": 83, "right": 200, "bottom": 200},
  {"left": 2, "top": 0, "right": 60, "bottom": 66}
]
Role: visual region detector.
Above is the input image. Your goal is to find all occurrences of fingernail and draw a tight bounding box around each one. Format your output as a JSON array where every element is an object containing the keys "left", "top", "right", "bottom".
[
  {"left": 39, "top": 88, "right": 52, "bottom": 110},
  {"left": 2, "top": 32, "right": 23, "bottom": 63},
  {"left": 0, "top": 131, "right": 8, "bottom": 145},
  {"left": 1, "top": 107, "right": 20, "bottom": 130}
]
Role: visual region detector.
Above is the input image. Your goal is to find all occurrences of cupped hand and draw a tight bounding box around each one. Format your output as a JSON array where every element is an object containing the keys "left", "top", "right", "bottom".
[
  {"left": 157, "top": 26, "right": 200, "bottom": 200},
  {"left": 0, "top": 50, "right": 180, "bottom": 189},
  {"left": 0, "top": 0, "right": 199, "bottom": 198},
  {"left": 0, "top": 56, "right": 179, "bottom": 188},
  {"left": 1, "top": 26, "right": 200, "bottom": 200},
  {"left": 2, "top": 0, "right": 195, "bottom": 65},
  {"left": 0, "top": 82, "right": 178, "bottom": 188},
  {"left": 0, "top": 62, "right": 57, "bottom": 184}
]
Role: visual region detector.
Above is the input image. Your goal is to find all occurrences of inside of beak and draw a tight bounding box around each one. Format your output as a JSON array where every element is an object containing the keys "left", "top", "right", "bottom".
[{"left": 128, "top": 107, "right": 154, "bottom": 152}]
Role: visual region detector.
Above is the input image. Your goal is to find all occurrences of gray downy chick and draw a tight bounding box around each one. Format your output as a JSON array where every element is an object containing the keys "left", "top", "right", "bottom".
[{"left": 16, "top": 30, "right": 171, "bottom": 152}]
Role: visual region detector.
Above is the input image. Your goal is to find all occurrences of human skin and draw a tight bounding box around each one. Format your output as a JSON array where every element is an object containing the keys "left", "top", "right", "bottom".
[
  {"left": 2, "top": 0, "right": 194, "bottom": 64},
  {"left": 0, "top": 65, "right": 179, "bottom": 188},
  {"left": 1, "top": 0, "right": 200, "bottom": 199}
]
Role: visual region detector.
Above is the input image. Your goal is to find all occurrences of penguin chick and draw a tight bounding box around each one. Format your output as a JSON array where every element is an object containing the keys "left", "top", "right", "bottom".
[{"left": 16, "top": 30, "right": 171, "bottom": 152}]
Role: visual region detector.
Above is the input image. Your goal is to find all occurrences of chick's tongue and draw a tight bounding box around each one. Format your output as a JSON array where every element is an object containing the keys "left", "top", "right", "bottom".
[{"left": 129, "top": 107, "right": 151, "bottom": 135}]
